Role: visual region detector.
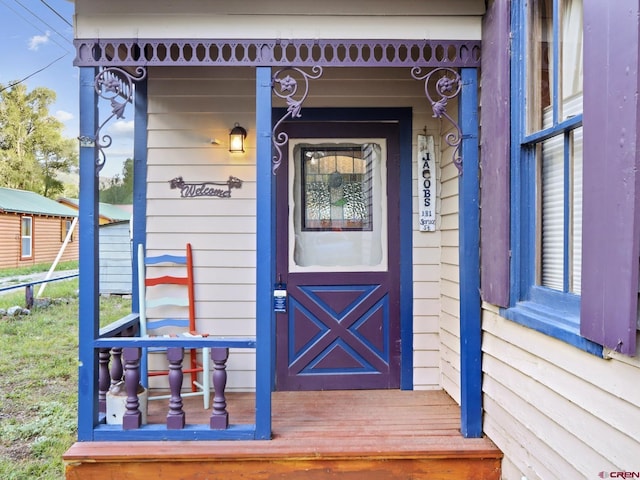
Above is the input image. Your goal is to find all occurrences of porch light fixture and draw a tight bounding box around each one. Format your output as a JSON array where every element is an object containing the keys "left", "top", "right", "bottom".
[{"left": 229, "top": 123, "right": 247, "bottom": 153}]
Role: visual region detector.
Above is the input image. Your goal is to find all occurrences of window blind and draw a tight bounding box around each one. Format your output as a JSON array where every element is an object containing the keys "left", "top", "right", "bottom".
[{"left": 540, "top": 94, "right": 582, "bottom": 293}]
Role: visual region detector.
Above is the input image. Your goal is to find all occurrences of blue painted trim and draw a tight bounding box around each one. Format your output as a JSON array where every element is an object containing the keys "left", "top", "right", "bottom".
[
  {"left": 132, "top": 78, "right": 148, "bottom": 315},
  {"left": 397, "top": 108, "right": 414, "bottom": 391},
  {"left": 272, "top": 107, "right": 414, "bottom": 389},
  {"left": 94, "top": 337, "right": 257, "bottom": 349},
  {"left": 302, "top": 338, "right": 379, "bottom": 374},
  {"left": 99, "top": 314, "right": 140, "bottom": 338},
  {"left": 299, "top": 284, "right": 379, "bottom": 319},
  {"left": 510, "top": 287, "right": 603, "bottom": 358},
  {"left": 502, "top": 302, "right": 603, "bottom": 357},
  {"left": 351, "top": 298, "right": 390, "bottom": 360},
  {"left": 132, "top": 78, "right": 148, "bottom": 386},
  {"left": 77, "top": 66, "right": 100, "bottom": 441},
  {"left": 563, "top": 133, "right": 571, "bottom": 293},
  {"left": 92, "top": 424, "right": 257, "bottom": 441},
  {"left": 552, "top": 0, "right": 560, "bottom": 126},
  {"left": 521, "top": 114, "right": 582, "bottom": 144},
  {"left": 458, "top": 68, "right": 482, "bottom": 438},
  {"left": 509, "top": 0, "right": 526, "bottom": 307},
  {"left": 508, "top": 1, "right": 603, "bottom": 358},
  {"left": 255, "top": 66, "right": 273, "bottom": 440}
]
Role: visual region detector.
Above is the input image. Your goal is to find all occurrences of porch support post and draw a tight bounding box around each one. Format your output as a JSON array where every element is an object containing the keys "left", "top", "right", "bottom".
[
  {"left": 132, "top": 78, "right": 148, "bottom": 314},
  {"left": 255, "top": 66, "right": 273, "bottom": 439},
  {"left": 458, "top": 67, "right": 482, "bottom": 438},
  {"left": 77, "top": 66, "right": 100, "bottom": 441},
  {"left": 132, "top": 78, "right": 148, "bottom": 385}
]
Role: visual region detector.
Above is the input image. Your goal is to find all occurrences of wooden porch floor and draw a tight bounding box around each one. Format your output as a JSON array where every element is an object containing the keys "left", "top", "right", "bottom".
[{"left": 64, "top": 390, "right": 501, "bottom": 480}]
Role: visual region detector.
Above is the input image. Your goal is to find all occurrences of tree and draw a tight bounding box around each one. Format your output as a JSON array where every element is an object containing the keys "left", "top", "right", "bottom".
[
  {"left": 99, "top": 158, "right": 134, "bottom": 204},
  {"left": 41, "top": 137, "right": 78, "bottom": 198},
  {"left": 0, "top": 83, "right": 78, "bottom": 196}
]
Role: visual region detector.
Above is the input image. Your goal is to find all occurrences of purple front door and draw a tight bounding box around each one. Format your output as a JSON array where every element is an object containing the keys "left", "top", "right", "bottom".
[{"left": 276, "top": 122, "right": 401, "bottom": 390}]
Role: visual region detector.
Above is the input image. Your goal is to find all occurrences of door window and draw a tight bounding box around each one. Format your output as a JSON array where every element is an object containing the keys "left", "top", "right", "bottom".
[{"left": 290, "top": 140, "right": 387, "bottom": 271}]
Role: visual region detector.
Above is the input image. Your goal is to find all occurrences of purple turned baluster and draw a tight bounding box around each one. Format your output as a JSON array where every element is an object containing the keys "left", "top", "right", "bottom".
[
  {"left": 122, "top": 347, "right": 142, "bottom": 430},
  {"left": 166, "top": 347, "right": 185, "bottom": 429},
  {"left": 98, "top": 349, "right": 111, "bottom": 413},
  {"left": 210, "top": 347, "right": 229, "bottom": 429},
  {"left": 110, "top": 347, "right": 123, "bottom": 387}
]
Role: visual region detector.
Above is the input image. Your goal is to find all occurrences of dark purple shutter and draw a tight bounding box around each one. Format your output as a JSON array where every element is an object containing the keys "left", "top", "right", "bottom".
[
  {"left": 479, "top": 0, "right": 511, "bottom": 307},
  {"left": 581, "top": 1, "right": 639, "bottom": 355}
]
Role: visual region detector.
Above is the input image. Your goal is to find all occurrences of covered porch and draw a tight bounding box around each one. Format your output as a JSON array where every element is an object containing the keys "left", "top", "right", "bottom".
[
  {"left": 73, "top": 36, "right": 484, "bottom": 442},
  {"left": 68, "top": 16, "right": 489, "bottom": 478},
  {"left": 64, "top": 390, "right": 501, "bottom": 479}
]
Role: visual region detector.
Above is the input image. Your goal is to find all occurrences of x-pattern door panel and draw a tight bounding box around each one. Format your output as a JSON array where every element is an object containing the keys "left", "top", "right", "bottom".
[{"left": 287, "top": 278, "right": 392, "bottom": 385}]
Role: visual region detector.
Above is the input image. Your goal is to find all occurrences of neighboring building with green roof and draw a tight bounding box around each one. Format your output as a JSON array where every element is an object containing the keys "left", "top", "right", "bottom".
[
  {"left": 57, "top": 198, "right": 133, "bottom": 294},
  {"left": 0, "top": 187, "right": 79, "bottom": 269},
  {"left": 0, "top": 187, "right": 79, "bottom": 218}
]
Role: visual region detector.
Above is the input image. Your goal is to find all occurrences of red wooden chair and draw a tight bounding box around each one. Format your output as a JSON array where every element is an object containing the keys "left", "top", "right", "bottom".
[{"left": 137, "top": 243, "right": 210, "bottom": 408}]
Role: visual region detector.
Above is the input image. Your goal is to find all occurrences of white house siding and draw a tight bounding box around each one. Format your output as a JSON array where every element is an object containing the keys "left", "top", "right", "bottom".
[
  {"left": 145, "top": 67, "right": 257, "bottom": 391},
  {"left": 412, "top": 130, "right": 443, "bottom": 391},
  {"left": 144, "top": 65, "right": 451, "bottom": 390},
  {"left": 434, "top": 113, "right": 462, "bottom": 403},
  {"left": 482, "top": 306, "right": 640, "bottom": 479},
  {"left": 74, "top": 1, "right": 483, "bottom": 41},
  {"left": 99, "top": 221, "right": 132, "bottom": 295}
]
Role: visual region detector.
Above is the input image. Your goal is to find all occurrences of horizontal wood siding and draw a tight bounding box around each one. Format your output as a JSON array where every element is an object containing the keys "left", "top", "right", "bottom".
[
  {"left": 33, "top": 216, "right": 79, "bottom": 264},
  {"left": 146, "top": 66, "right": 446, "bottom": 390},
  {"left": 412, "top": 130, "right": 443, "bottom": 390},
  {"left": 0, "top": 213, "right": 78, "bottom": 269},
  {"left": 482, "top": 307, "right": 640, "bottom": 479},
  {"left": 146, "top": 67, "right": 255, "bottom": 391},
  {"left": 75, "top": 1, "right": 483, "bottom": 41},
  {"left": 438, "top": 112, "right": 462, "bottom": 404},
  {"left": 0, "top": 214, "right": 21, "bottom": 268},
  {"left": 99, "top": 222, "right": 132, "bottom": 295}
]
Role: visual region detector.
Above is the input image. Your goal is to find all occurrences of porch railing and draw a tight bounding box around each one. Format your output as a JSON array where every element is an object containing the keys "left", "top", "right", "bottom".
[{"left": 96, "top": 315, "right": 257, "bottom": 440}]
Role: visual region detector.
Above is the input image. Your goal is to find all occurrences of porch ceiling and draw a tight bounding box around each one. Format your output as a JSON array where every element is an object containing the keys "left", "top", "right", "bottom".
[{"left": 73, "top": 38, "right": 481, "bottom": 68}]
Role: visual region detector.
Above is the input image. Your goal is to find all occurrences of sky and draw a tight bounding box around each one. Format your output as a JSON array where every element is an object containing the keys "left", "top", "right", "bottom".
[{"left": 0, "top": 0, "right": 132, "bottom": 178}]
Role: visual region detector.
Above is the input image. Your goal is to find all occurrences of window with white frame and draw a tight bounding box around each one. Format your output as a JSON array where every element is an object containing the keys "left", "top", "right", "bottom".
[{"left": 21, "top": 216, "right": 33, "bottom": 258}]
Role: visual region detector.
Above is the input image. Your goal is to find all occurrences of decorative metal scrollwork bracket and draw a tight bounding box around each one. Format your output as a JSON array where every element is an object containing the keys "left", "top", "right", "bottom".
[
  {"left": 87, "top": 66, "right": 147, "bottom": 174},
  {"left": 411, "top": 67, "right": 463, "bottom": 173},
  {"left": 271, "top": 66, "right": 323, "bottom": 174}
]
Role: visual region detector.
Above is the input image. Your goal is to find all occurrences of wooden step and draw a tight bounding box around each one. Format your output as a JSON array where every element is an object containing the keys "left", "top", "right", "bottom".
[{"left": 64, "top": 390, "right": 501, "bottom": 480}]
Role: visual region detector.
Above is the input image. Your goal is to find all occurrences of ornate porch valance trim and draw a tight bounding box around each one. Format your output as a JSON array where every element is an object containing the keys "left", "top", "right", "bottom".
[{"left": 74, "top": 38, "right": 480, "bottom": 68}]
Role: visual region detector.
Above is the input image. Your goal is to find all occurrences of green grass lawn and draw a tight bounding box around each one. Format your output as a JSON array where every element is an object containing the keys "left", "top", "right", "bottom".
[
  {"left": 0, "top": 261, "right": 78, "bottom": 280},
  {"left": 0, "top": 277, "right": 131, "bottom": 480}
]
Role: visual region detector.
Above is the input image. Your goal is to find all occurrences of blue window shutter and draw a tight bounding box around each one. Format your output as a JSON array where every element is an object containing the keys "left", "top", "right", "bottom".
[
  {"left": 480, "top": 0, "right": 511, "bottom": 307},
  {"left": 581, "top": 1, "right": 639, "bottom": 355}
]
